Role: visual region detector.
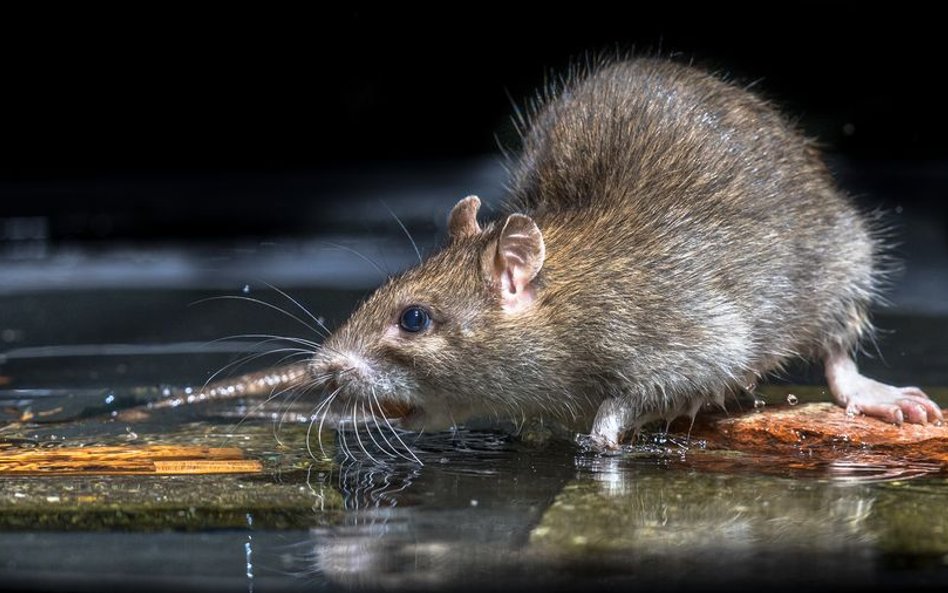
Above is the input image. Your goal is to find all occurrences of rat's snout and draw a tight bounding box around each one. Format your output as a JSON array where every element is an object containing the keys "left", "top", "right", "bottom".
[{"left": 310, "top": 351, "right": 370, "bottom": 394}]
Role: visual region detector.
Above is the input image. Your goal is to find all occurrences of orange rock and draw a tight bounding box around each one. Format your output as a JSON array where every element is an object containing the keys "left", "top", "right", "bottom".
[{"left": 683, "top": 402, "right": 948, "bottom": 467}]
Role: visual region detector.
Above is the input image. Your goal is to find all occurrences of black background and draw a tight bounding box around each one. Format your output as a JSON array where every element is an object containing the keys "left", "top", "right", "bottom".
[{"left": 1, "top": 6, "right": 946, "bottom": 240}]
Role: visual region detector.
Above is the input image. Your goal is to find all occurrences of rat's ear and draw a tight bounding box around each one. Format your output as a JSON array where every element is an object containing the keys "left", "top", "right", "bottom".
[
  {"left": 494, "top": 213, "right": 545, "bottom": 313},
  {"left": 448, "top": 195, "right": 482, "bottom": 240}
]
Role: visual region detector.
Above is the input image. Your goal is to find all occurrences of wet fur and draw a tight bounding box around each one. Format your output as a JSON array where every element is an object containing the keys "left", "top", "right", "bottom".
[{"left": 313, "top": 57, "right": 887, "bottom": 439}]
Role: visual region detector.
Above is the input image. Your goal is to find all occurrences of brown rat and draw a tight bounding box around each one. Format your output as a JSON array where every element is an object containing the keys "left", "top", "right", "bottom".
[{"left": 309, "top": 57, "right": 943, "bottom": 451}]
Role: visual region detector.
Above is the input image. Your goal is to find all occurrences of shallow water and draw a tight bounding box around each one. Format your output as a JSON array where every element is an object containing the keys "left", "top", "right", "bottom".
[{"left": 1, "top": 283, "right": 947, "bottom": 593}]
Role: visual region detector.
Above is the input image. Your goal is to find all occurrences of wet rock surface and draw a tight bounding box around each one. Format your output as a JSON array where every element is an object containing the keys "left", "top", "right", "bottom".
[
  {"left": 0, "top": 420, "right": 341, "bottom": 530},
  {"left": 676, "top": 386, "right": 948, "bottom": 472}
]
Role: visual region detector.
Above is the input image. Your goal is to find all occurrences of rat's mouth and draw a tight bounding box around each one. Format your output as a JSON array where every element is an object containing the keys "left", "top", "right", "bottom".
[{"left": 376, "top": 398, "right": 418, "bottom": 422}]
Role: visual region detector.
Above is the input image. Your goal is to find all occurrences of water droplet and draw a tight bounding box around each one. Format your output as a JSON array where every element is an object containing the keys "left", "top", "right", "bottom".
[
  {"left": 1, "top": 328, "right": 21, "bottom": 343},
  {"left": 842, "top": 122, "right": 856, "bottom": 136},
  {"left": 895, "top": 205, "right": 904, "bottom": 214},
  {"left": 470, "top": 499, "right": 479, "bottom": 507},
  {"left": 753, "top": 398, "right": 766, "bottom": 410},
  {"left": 104, "top": 394, "right": 115, "bottom": 405},
  {"left": 242, "top": 284, "right": 251, "bottom": 294},
  {"left": 786, "top": 394, "right": 798, "bottom": 406}
]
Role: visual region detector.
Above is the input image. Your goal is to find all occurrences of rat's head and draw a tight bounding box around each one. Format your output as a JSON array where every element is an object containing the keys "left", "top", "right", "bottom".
[{"left": 309, "top": 195, "right": 548, "bottom": 431}]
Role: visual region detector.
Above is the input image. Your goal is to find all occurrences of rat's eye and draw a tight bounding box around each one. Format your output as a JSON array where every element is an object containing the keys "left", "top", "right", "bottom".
[{"left": 399, "top": 306, "right": 431, "bottom": 333}]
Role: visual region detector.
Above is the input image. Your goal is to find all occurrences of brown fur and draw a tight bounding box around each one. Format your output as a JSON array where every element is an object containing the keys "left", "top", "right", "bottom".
[{"left": 311, "top": 58, "right": 883, "bottom": 436}]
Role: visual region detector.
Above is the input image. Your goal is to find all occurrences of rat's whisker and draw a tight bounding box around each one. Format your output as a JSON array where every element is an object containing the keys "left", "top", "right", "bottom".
[
  {"left": 320, "top": 240, "right": 391, "bottom": 278},
  {"left": 199, "top": 346, "right": 311, "bottom": 398},
  {"left": 324, "top": 392, "right": 354, "bottom": 462},
  {"left": 307, "top": 386, "right": 341, "bottom": 461},
  {"left": 380, "top": 200, "right": 423, "bottom": 265},
  {"left": 208, "top": 333, "right": 323, "bottom": 351},
  {"left": 371, "top": 390, "right": 417, "bottom": 463},
  {"left": 262, "top": 282, "right": 334, "bottom": 337},
  {"left": 190, "top": 295, "right": 329, "bottom": 339},
  {"left": 360, "top": 399, "right": 394, "bottom": 458},
  {"left": 223, "top": 368, "right": 310, "bottom": 445},
  {"left": 337, "top": 405, "right": 355, "bottom": 461},
  {"left": 351, "top": 399, "right": 380, "bottom": 465},
  {"left": 366, "top": 396, "right": 401, "bottom": 458},
  {"left": 268, "top": 350, "right": 316, "bottom": 369},
  {"left": 273, "top": 382, "right": 315, "bottom": 444},
  {"left": 373, "top": 388, "right": 422, "bottom": 465}
]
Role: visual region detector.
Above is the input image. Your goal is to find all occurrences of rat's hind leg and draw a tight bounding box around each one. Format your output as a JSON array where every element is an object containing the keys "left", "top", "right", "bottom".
[{"left": 824, "top": 350, "right": 943, "bottom": 425}]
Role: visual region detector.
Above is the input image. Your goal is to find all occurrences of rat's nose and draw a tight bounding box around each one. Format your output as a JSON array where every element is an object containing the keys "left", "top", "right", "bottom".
[
  {"left": 311, "top": 352, "right": 365, "bottom": 393},
  {"left": 311, "top": 359, "right": 344, "bottom": 392}
]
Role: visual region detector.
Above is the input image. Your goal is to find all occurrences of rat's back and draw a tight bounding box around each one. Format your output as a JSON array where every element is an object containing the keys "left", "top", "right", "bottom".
[{"left": 505, "top": 58, "right": 914, "bottom": 435}]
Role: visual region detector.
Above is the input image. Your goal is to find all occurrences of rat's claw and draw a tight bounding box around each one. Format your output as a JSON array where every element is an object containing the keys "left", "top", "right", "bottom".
[
  {"left": 909, "top": 390, "right": 945, "bottom": 425},
  {"left": 826, "top": 353, "right": 945, "bottom": 427},
  {"left": 846, "top": 401, "right": 903, "bottom": 425},
  {"left": 843, "top": 386, "right": 943, "bottom": 426}
]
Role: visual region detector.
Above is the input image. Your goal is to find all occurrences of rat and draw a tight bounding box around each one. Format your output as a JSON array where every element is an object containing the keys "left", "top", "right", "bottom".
[{"left": 307, "top": 57, "right": 943, "bottom": 450}]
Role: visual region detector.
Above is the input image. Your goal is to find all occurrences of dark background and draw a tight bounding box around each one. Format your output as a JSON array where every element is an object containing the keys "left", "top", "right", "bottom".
[{"left": 0, "top": 7, "right": 946, "bottom": 241}]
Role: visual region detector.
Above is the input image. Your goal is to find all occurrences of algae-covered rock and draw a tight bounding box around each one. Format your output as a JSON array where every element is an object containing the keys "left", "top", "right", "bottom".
[
  {"left": 0, "top": 471, "right": 343, "bottom": 530},
  {"left": 0, "top": 420, "right": 344, "bottom": 530}
]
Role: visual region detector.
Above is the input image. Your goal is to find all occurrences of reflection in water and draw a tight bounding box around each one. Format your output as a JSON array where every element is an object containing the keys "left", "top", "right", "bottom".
[
  {"left": 824, "top": 459, "right": 944, "bottom": 483},
  {"left": 331, "top": 459, "right": 422, "bottom": 512},
  {"left": 280, "top": 429, "right": 948, "bottom": 591},
  {"left": 285, "top": 429, "right": 571, "bottom": 590},
  {"left": 554, "top": 457, "right": 879, "bottom": 555}
]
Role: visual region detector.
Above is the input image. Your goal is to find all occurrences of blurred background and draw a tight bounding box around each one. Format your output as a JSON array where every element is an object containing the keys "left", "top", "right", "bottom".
[{"left": 1, "top": 7, "right": 946, "bottom": 385}]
